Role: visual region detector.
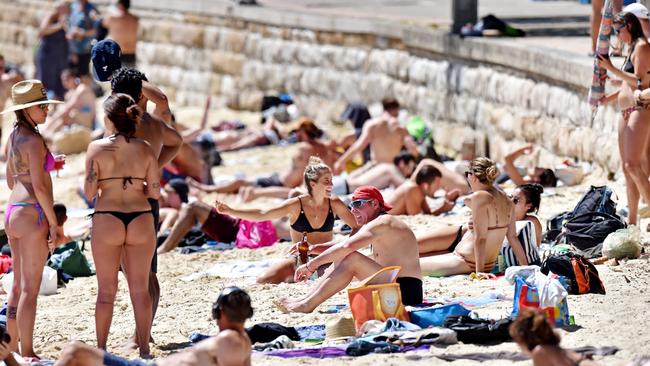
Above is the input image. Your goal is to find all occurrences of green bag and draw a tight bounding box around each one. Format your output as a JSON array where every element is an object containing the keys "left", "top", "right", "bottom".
[{"left": 50, "top": 241, "right": 95, "bottom": 277}]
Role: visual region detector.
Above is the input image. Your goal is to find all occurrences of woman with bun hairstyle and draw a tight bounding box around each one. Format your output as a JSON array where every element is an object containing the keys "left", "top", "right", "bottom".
[
  {"left": 84, "top": 93, "right": 160, "bottom": 357},
  {"left": 418, "top": 158, "right": 527, "bottom": 277},
  {"left": 510, "top": 308, "right": 600, "bottom": 366}
]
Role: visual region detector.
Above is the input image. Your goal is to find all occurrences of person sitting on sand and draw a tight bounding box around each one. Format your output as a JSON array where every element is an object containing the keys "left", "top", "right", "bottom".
[
  {"left": 209, "top": 157, "right": 359, "bottom": 284},
  {"left": 42, "top": 69, "right": 96, "bottom": 137},
  {"left": 510, "top": 308, "right": 600, "bottom": 366},
  {"left": 333, "top": 98, "right": 420, "bottom": 174},
  {"left": 55, "top": 286, "right": 253, "bottom": 366},
  {"left": 503, "top": 144, "right": 558, "bottom": 187},
  {"left": 156, "top": 178, "right": 189, "bottom": 234},
  {"left": 416, "top": 158, "right": 527, "bottom": 277},
  {"left": 53, "top": 202, "right": 91, "bottom": 245},
  {"left": 84, "top": 93, "right": 160, "bottom": 357},
  {"left": 158, "top": 157, "right": 357, "bottom": 266},
  {"left": 278, "top": 185, "right": 423, "bottom": 313},
  {"left": 190, "top": 118, "right": 338, "bottom": 195},
  {"left": 387, "top": 165, "right": 460, "bottom": 216}
]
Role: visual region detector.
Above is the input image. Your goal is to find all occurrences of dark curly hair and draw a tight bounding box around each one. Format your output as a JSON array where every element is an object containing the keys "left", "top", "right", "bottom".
[
  {"left": 211, "top": 287, "right": 254, "bottom": 323},
  {"left": 509, "top": 308, "right": 560, "bottom": 351},
  {"left": 104, "top": 93, "right": 141, "bottom": 138},
  {"left": 110, "top": 67, "right": 147, "bottom": 103}
]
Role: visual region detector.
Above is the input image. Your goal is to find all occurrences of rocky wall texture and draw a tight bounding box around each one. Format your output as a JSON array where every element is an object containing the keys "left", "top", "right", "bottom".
[{"left": 2, "top": 0, "right": 620, "bottom": 173}]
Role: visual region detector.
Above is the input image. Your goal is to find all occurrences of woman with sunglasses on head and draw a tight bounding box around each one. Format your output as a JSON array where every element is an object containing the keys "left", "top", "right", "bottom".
[
  {"left": 2, "top": 80, "right": 63, "bottom": 358},
  {"left": 417, "top": 158, "right": 527, "bottom": 278},
  {"left": 84, "top": 93, "right": 160, "bottom": 357},
  {"left": 211, "top": 156, "right": 359, "bottom": 284},
  {"left": 499, "top": 183, "right": 544, "bottom": 268},
  {"left": 597, "top": 12, "right": 650, "bottom": 225}
]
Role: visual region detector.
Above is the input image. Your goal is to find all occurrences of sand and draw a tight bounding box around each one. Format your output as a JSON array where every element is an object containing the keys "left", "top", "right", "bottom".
[{"left": 0, "top": 106, "right": 649, "bottom": 365}]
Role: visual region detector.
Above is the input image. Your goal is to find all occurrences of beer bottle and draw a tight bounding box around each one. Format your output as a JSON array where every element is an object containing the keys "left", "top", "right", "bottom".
[{"left": 298, "top": 231, "right": 309, "bottom": 265}]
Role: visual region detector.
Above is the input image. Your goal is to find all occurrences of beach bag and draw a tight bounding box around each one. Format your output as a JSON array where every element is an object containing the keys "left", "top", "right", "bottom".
[
  {"left": 1, "top": 267, "right": 58, "bottom": 296},
  {"left": 543, "top": 185, "right": 618, "bottom": 243},
  {"left": 48, "top": 242, "right": 95, "bottom": 277},
  {"left": 348, "top": 266, "right": 409, "bottom": 331},
  {"left": 602, "top": 226, "right": 642, "bottom": 260},
  {"left": 408, "top": 303, "right": 471, "bottom": 328},
  {"left": 540, "top": 253, "right": 605, "bottom": 295},
  {"left": 512, "top": 277, "right": 570, "bottom": 326},
  {"left": 560, "top": 212, "right": 626, "bottom": 258},
  {"left": 235, "top": 220, "right": 278, "bottom": 249},
  {"left": 443, "top": 315, "right": 513, "bottom": 344}
]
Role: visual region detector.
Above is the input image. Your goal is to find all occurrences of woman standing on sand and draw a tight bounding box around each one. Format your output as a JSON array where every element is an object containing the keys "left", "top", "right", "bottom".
[
  {"left": 214, "top": 156, "right": 359, "bottom": 284},
  {"left": 2, "top": 80, "right": 63, "bottom": 359},
  {"left": 417, "top": 158, "right": 528, "bottom": 277},
  {"left": 598, "top": 12, "right": 650, "bottom": 225},
  {"left": 84, "top": 93, "right": 159, "bottom": 357}
]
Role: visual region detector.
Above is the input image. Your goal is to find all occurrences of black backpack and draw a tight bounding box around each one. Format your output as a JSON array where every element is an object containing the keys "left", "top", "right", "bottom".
[
  {"left": 540, "top": 252, "right": 606, "bottom": 295},
  {"left": 443, "top": 316, "right": 512, "bottom": 344},
  {"left": 543, "top": 186, "right": 623, "bottom": 256}
]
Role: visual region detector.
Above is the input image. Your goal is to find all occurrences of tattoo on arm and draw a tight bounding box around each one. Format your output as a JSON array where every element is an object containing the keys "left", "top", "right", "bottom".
[
  {"left": 7, "top": 306, "right": 17, "bottom": 319},
  {"left": 86, "top": 160, "right": 97, "bottom": 183}
]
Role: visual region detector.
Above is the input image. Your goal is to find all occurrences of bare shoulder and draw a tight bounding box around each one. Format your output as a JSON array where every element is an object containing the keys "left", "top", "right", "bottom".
[{"left": 470, "top": 190, "right": 492, "bottom": 205}]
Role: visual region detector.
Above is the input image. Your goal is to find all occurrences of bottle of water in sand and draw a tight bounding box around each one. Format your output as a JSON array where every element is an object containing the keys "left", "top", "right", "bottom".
[{"left": 298, "top": 232, "right": 309, "bottom": 266}]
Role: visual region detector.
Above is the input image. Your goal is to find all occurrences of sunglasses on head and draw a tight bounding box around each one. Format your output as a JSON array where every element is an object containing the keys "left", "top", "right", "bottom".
[{"left": 349, "top": 198, "right": 372, "bottom": 209}]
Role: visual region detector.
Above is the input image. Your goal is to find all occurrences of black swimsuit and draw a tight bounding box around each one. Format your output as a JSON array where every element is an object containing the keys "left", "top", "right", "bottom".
[{"left": 290, "top": 197, "right": 335, "bottom": 233}]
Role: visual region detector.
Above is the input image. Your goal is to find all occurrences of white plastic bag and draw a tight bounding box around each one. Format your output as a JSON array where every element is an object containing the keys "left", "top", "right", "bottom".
[
  {"left": 602, "top": 226, "right": 642, "bottom": 260},
  {"left": 1, "top": 266, "right": 58, "bottom": 296}
]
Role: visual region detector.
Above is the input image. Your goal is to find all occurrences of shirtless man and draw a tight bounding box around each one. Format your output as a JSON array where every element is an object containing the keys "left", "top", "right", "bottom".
[
  {"left": 43, "top": 69, "right": 96, "bottom": 136},
  {"left": 54, "top": 287, "right": 253, "bottom": 366},
  {"left": 108, "top": 67, "right": 182, "bottom": 351},
  {"left": 203, "top": 118, "right": 338, "bottom": 194},
  {"left": 410, "top": 158, "right": 472, "bottom": 195},
  {"left": 102, "top": 0, "right": 139, "bottom": 68},
  {"left": 333, "top": 98, "right": 419, "bottom": 174},
  {"left": 279, "top": 185, "right": 423, "bottom": 312},
  {"left": 388, "top": 165, "right": 459, "bottom": 216}
]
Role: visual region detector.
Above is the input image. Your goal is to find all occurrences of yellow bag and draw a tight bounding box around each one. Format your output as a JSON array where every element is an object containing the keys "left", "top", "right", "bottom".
[{"left": 347, "top": 266, "right": 409, "bottom": 331}]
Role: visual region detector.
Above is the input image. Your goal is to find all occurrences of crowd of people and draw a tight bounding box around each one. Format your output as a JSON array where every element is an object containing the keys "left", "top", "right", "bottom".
[{"left": 1, "top": 0, "right": 650, "bottom": 364}]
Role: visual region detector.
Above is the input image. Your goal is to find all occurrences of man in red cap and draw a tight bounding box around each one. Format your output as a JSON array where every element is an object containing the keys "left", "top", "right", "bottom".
[{"left": 278, "top": 185, "right": 423, "bottom": 313}]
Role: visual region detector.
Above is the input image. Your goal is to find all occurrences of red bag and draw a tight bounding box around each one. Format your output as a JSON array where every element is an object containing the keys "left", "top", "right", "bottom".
[{"left": 0, "top": 255, "right": 12, "bottom": 274}]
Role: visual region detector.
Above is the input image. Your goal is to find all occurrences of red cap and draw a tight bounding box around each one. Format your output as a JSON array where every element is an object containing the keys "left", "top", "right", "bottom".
[{"left": 351, "top": 185, "right": 392, "bottom": 211}]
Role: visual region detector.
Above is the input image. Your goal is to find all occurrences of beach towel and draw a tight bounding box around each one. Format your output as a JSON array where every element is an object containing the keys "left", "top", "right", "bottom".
[
  {"left": 180, "top": 258, "right": 285, "bottom": 282},
  {"left": 588, "top": 0, "right": 614, "bottom": 109}
]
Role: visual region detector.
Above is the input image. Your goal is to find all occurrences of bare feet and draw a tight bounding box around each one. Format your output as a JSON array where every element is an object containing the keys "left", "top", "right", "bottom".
[
  {"left": 274, "top": 297, "right": 313, "bottom": 313},
  {"left": 121, "top": 336, "right": 139, "bottom": 352}
]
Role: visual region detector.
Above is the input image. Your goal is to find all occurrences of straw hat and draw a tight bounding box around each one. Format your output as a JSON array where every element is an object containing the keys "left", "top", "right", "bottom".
[
  {"left": 325, "top": 315, "right": 356, "bottom": 340},
  {"left": 0, "top": 80, "right": 63, "bottom": 114}
]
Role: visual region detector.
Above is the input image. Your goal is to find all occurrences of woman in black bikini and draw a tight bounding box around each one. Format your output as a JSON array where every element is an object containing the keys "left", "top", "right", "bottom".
[
  {"left": 214, "top": 156, "right": 359, "bottom": 284},
  {"left": 417, "top": 158, "right": 527, "bottom": 277},
  {"left": 83, "top": 93, "right": 160, "bottom": 357},
  {"left": 598, "top": 12, "right": 650, "bottom": 225}
]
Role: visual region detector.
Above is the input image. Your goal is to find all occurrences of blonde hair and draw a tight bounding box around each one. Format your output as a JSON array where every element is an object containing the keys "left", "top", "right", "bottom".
[
  {"left": 469, "top": 157, "right": 498, "bottom": 185},
  {"left": 304, "top": 156, "right": 330, "bottom": 195}
]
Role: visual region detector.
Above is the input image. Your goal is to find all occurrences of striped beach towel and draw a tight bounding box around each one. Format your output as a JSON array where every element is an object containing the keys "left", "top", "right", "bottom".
[{"left": 501, "top": 220, "right": 541, "bottom": 268}]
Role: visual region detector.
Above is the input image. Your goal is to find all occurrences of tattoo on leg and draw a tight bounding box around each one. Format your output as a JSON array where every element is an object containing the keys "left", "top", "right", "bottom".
[
  {"left": 86, "top": 160, "right": 97, "bottom": 183},
  {"left": 7, "top": 306, "right": 17, "bottom": 319}
]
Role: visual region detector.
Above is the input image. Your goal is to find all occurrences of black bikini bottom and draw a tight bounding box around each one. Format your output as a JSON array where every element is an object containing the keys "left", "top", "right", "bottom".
[{"left": 93, "top": 210, "right": 153, "bottom": 228}]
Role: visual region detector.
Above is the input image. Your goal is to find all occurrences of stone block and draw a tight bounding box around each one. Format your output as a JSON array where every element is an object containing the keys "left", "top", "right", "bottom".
[
  {"left": 218, "top": 29, "right": 247, "bottom": 53},
  {"left": 367, "top": 49, "right": 410, "bottom": 81},
  {"left": 203, "top": 26, "right": 221, "bottom": 49},
  {"left": 237, "top": 90, "right": 264, "bottom": 111},
  {"left": 210, "top": 74, "right": 223, "bottom": 95},
  {"left": 210, "top": 51, "right": 245, "bottom": 75},
  {"left": 243, "top": 32, "right": 262, "bottom": 59}
]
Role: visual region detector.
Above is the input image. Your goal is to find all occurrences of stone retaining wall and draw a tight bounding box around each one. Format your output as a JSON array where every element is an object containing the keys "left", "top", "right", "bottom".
[{"left": 2, "top": 0, "right": 620, "bottom": 173}]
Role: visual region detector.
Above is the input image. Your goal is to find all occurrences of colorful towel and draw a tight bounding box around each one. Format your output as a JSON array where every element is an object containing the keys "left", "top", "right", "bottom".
[
  {"left": 588, "top": 0, "right": 614, "bottom": 109},
  {"left": 296, "top": 325, "right": 326, "bottom": 341}
]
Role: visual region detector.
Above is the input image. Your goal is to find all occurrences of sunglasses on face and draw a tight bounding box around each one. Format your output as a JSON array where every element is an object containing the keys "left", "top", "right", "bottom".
[
  {"left": 613, "top": 23, "right": 626, "bottom": 34},
  {"left": 512, "top": 197, "right": 520, "bottom": 204},
  {"left": 464, "top": 171, "right": 473, "bottom": 178},
  {"left": 38, "top": 104, "right": 49, "bottom": 111},
  {"left": 349, "top": 198, "right": 372, "bottom": 209}
]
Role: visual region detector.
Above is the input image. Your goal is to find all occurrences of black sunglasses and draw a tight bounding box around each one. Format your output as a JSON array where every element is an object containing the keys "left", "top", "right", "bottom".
[
  {"left": 464, "top": 171, "right": 473, "bottom": 178},
  {"left": 512, "top": 197, "right": 520, "bottom": 204}
]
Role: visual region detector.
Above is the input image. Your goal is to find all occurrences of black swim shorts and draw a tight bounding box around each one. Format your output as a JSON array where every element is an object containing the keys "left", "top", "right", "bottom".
[
  {"left": 104, "top": 352, "right": 155, "bottom": 366},
  {"left": 256, "top": 173, "right": 283, "bottom": 188},
  {"left": 396, "top": 277, "right": 423, "bottom": 306}
]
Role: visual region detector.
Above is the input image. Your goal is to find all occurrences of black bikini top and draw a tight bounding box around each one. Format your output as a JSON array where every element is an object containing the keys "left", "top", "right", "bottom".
[
  {"left": 290, "top": 197, "right": 335, "bottom": 233},
  {"left": 98, "top": 176, "right": 146, "bottom": 190}
]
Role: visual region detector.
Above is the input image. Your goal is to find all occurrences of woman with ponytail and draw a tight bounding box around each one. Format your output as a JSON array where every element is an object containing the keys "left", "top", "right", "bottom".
[
  {"left": 2, "top": 80, "right": 63, "bottom": 358},
  {"left": 418, "top": 158, "right": 528, "bottom": 277},
  {"left": 83, "top": 93, "right": 160, "bottom": 357}
]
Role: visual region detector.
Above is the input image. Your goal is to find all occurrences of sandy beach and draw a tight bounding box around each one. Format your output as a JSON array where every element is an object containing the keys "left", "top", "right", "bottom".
[{"left": 0, "top": 105, "right": 647, "bottom": 365}]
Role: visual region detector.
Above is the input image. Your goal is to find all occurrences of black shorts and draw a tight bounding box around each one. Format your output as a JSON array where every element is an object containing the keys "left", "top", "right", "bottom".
[
  {"left": 256, "top": 173, "right": 283, "bottom": 188},
  {"left": 396, "top": 277, "right": 423, "bottom": 306},
  {"left": 104, "top": 352, "right": 155, "bottom": 366},
  {"left": 148, "top": 198, "right": 159, "bottom": 273}
]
